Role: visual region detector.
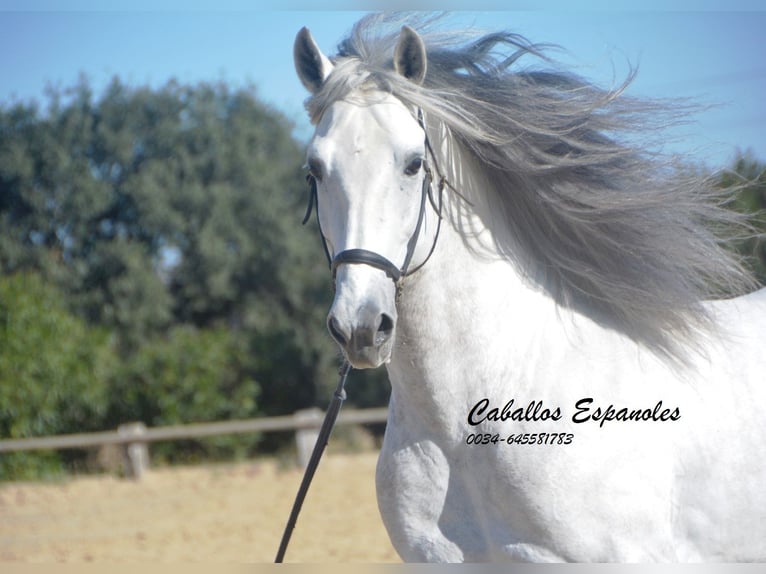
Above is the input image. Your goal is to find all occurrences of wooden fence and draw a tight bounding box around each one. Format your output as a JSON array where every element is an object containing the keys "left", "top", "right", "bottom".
[{"left": 0, "top": 407, "right": 388, "bottom": 479}]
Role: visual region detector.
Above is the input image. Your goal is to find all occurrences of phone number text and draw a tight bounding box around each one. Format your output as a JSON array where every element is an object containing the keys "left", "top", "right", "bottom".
[{"left": 465, "top": 432, "right": 574, "bottom": 446}]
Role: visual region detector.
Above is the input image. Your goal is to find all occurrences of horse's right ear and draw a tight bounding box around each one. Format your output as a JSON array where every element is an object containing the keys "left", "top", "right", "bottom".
[
  {"left": 294, "top": 27, "right": 334, "bottom": 94},
  {"left": 394, "top": 26, "right": 427, "bottom": 85}
]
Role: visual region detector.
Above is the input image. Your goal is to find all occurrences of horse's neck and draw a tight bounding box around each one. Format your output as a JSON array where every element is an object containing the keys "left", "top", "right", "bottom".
[
  {"left": 389, "top": 207, "right": 567, "bottom": 421},
  {"left": 387, "top": 208, "right": 685, "bottom": 439}
]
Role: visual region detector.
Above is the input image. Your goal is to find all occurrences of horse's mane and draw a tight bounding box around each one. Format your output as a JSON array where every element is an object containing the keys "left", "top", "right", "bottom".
[{"left": 305, "top": 13, "right": 755, "bottom": 361}]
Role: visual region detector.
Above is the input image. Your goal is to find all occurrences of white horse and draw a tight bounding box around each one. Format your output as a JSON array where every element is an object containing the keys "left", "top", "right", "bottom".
[{"left": 293, "top": 15, "right": 766, "bottom": 562}]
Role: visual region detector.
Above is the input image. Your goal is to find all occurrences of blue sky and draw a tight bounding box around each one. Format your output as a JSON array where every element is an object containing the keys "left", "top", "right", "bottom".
[{"left": 1, "top": 5, "right": 764, "bottom": 168}]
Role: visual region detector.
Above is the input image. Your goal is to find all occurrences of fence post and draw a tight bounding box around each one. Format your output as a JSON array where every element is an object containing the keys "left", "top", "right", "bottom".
[
  {"left": 294, "top": 408, "right": 323, "bottom": 468},
  {"left": 118, "top": 422, "right": 149, "bottom": 480}
]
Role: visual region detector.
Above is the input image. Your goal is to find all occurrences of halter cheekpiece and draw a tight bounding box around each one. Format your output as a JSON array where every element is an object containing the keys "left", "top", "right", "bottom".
[{"left": 302, "top": 108, "right": 446, "bottom": 289}]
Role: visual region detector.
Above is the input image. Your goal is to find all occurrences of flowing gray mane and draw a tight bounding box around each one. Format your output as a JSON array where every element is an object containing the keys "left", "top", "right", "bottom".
[{"left": 305, "top": 14, "right": 754, "bottom": 361}]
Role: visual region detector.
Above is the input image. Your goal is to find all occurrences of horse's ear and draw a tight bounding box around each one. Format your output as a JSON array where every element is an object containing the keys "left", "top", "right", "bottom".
[
  {"left": 394, "top": 26, "right": 427, "bottom": 85},
  {"left": 294, "top": 27, "right": 334, "bottom": 94}
]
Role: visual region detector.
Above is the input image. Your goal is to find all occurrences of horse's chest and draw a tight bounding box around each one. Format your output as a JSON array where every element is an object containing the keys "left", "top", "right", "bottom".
[{"left": 376, "top": 415, "right": 568, "bottom": 561}]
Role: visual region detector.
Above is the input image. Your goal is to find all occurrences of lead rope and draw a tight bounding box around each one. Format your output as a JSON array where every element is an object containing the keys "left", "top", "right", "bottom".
[{"left": 274, "top": 360, "right": 352, "bottom": 563}]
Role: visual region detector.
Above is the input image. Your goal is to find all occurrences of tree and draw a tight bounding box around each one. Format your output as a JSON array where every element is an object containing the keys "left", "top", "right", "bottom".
[
  {"left": 107, "top": 325, "right": 260, "bottom": 463},
  {"left": 0, "top": 273, "right": 112, "bottom": 479},
  {"left": 0, "top": 78, "right": 353, "bottom": 416},
  {"left": 720, "top": 153, "right": 766, "bottom": 286}
]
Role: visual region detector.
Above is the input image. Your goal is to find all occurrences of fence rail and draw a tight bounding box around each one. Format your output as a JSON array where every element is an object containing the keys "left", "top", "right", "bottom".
[{"left": 0, "top": 407, "right": 389, "bottom": 478}]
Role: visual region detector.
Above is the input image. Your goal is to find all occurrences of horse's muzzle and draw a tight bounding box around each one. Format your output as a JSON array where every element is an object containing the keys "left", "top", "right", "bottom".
[{"left": 326, "top": 305, "right": 396, "bottom": 369}]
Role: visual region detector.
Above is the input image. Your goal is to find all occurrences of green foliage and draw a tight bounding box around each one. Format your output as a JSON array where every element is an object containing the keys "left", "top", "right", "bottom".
[
  {"left": 108, "top": 326, "right": 260, "bottom": 463},
  {"left": 0, "top": 78, "right": 326, "bottom": 351},
  {"left": 720, "top": 153, "right": 766, "bottom": 286},
  {"left": 0, "top": 273, "right": 113, "bottom": 480},
  {"left": 0, "top": 77, "right": 347, "bottom": 403},
  {"left": 0, "top": 76, "right": 393, "bottom": 479}
]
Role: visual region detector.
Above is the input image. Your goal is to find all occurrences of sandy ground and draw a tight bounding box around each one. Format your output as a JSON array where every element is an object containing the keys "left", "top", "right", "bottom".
[{"left": 0, "top": 451, "right": 399, "bottom": 563}]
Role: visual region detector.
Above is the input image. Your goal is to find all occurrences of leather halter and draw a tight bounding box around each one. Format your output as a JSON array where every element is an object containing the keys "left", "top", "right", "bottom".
[{"left": 302, "top": 109, "right": 445, "bottom": 287}]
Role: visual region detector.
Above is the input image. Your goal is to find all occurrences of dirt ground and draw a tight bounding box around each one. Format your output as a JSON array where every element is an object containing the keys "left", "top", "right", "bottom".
[{"left": 0, "top": 451, "right": 399, "bottom": 563}]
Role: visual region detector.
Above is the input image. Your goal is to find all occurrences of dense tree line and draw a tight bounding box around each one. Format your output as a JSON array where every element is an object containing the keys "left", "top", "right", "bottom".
[
  {"left": 0, "top": 78, "right": 762, "bottom": 480},
  {"left": 0, "top": 79, "right": 388, "bottom": 480}
]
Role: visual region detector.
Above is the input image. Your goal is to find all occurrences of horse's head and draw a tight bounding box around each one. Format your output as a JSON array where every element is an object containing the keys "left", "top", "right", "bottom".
[{"left": 294, "top": 26, "right": 437, "bottom": 369}]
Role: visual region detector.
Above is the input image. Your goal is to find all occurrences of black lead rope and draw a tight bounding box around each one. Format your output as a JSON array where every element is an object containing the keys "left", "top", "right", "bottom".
[{"left": 274, "top": 360, "right": 352, "bottom": 563}]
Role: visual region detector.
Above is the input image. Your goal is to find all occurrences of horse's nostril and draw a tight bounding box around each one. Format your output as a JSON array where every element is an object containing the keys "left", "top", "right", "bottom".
[
  {"left": 375, "top": 314, "right": 395, "bottom": 346},
  {"left": 378, "top": 313, "right": 394, "bottom": 335},
  {"left": 328, "top": 316, "right": 348, "bottom": 346}
]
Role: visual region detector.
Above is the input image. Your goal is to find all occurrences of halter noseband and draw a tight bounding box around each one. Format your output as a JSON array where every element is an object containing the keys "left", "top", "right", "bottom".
[{"left": 302, "top": 108, "right": 445, "bottom": 288}]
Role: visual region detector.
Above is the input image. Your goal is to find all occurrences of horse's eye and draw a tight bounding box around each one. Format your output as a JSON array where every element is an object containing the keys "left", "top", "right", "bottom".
[{"left": 404, "top": 157, "right": 423, "bottom": 176}]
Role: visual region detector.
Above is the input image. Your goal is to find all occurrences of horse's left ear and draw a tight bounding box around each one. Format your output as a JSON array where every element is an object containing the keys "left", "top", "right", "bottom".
[{"left": 394, "top": 26, "right": 427, "bottom": 85}]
